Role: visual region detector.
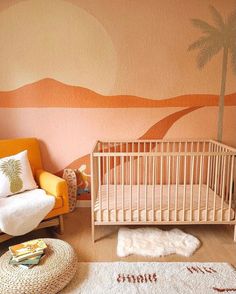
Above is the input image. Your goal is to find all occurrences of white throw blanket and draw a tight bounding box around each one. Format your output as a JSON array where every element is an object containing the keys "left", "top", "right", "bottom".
[{"left": 0, "top": 189, "right": 55, "bottom": 236}]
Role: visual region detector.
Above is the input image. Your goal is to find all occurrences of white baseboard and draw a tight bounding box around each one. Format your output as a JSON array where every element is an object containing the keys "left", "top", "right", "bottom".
[{"left": 76, "top": 200, "right": 91, "bottom": 207}]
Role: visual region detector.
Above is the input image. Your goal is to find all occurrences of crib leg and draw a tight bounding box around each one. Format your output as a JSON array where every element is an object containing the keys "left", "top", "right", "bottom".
[
  {"left": 92, "top": 223, "right": 95, "bottom": 243},
  {"left": 234, "top": 225, "right": 236, "bottom": 242}
]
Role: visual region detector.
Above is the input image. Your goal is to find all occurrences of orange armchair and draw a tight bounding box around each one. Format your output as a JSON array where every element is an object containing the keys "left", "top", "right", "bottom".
[{"left": 0, "top": 138, "right": 69, "bottom": 242}]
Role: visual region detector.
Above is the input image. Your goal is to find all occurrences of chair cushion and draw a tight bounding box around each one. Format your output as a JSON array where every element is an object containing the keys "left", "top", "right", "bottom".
[
  {"left": 52, "top": 195, "right": 63, "bottom": 209},
  {"left": 0, "top": 151, "right": 37, "bottom": 198}
]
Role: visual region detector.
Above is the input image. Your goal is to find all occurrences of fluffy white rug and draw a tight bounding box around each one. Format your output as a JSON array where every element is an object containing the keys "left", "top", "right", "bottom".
[
  {"left": 117, "top": 227, "right": 200, "bottom": 257},
  {"left": 61, "top": 262, "right": 236, "bottom": 294}
]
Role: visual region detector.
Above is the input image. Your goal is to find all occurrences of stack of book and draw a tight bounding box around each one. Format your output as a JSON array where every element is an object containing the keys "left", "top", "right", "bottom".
[{"left": 9, "top": 239, "right": 47, "bottom": 269}]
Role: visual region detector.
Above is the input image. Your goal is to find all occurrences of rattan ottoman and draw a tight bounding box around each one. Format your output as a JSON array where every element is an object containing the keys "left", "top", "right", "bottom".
[{"left": 0, "top": 238, "right": 77, "bottom": 294}]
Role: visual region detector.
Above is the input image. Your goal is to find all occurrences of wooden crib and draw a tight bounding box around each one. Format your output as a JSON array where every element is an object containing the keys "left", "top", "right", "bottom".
[{"left": 90, "top": 139, "right": 236, "bottom": 242}]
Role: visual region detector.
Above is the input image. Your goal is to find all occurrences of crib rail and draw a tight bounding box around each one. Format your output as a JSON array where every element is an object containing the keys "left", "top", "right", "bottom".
[{"left": 91, "top": 140, "right": 236, "bottom": 229}]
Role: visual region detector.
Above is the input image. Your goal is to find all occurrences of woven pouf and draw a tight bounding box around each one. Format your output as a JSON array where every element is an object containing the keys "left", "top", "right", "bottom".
[{"left": 0, "top": 238, "right": 77, "bottom": 294}]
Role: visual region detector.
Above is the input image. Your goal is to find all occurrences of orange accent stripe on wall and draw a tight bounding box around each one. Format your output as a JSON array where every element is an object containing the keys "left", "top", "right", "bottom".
[
  {"left": 0, "top": 78, "right": 235, "bottom": 108},
  {"left": 139, "top": 106, "right": 202, "bottom": 139}
]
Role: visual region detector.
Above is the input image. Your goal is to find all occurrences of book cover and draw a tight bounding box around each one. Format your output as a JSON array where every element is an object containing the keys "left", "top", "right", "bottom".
[
  {"left": 9, "top": 239, "right": 47, "bottom": 257},
  {"left": 9, "top": 253, "right": 44, "bottom": 265},
  {"left": 17, "top": 264, "right": 35, "bottom": 269},
  {"left": 11, "top": 250, "right": 44, "bottom": 262}
]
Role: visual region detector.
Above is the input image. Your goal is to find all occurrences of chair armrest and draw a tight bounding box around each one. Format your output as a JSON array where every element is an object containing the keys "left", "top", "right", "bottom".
[{"left": 35, "top": 169, "right": 69, "bottom": 213}]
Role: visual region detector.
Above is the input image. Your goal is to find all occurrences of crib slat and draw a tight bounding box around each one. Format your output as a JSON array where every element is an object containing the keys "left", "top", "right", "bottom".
[
  {"left": 160, "top": 154, "right": 163, "bottom": 222},
  {"left": 221, "top": 146, "right": 225, "bottom": 194},
  {"left": 106, "top": 156, "right": 110, "bottom": 222},
  {"left": 153, "top": 144, "right": 158, "bottom": 221},
  {"left": 217, "top": 146, "right": 222, "bottom": 195},
  {"left": 190, "top": 155, "right": 195, "bottom": 221},
  {"left": 211, "top": 143, "right": 214, "bottom": 189},
  {"left": 219, "top": 148, "right": 223, "bottom": 195},
  {"left": 172, "top": 142, "right": 176, "bottom": 186},
  {"left": 122, "top": 155, "right": 125, "bottom": 222},
  {"left": 208, "top": 142, "right": 212, "bottom": 189},
  {"left": 126, "top": 142, "right": 128, "bottom": 185},
  {"left": 205, "top": 154, "right": 210, "bottom": 221},
  {"left": 202, "top": 141, "right": 206, "bottom": 180},
  {"left": 195, "top": 141, "right": 199, "bottom": 184},
  {"left": 202, "top": 141, "right": 206, "bottom": 187},
  {"left": 213, "top": 154, "right": 219, "bottom": 221},
  {"left": 102, "top": 143, "right": 105, "bottom": 219},
  {"left": 98, "top": 156, "right": 102, "bottom": 222},
  {"left": 175, "top": 155, "right": 179, "bottom": 221},
  {"left": 182, "top": 142, "right": 187, "bottom": 221},
  {"left": 220, "top": 155, "right": 226, "bottom": 221},
  {"left": 226, "top": 154, "right": 230, "bottom": 202},
  {"left": 152, "top": 155, "right": 155, "bottom": 221},
  {"left": 137, "top": 155, "right": 140, "bottom": 222},
  {"left": 213, "top": 144, "right": 218, "bottom": 189},
  {"left": 228, "top": 156, "right": 234, "bottom": 221},
  {"left": 190, "top": 141, "right": 193, "bottom": 153},
  {"left": 210, "top": 143, "right": 214, "bottom": 189},
  {"left": 130, "top": 155, "right": 132, "bottom": 222},
  {"left": 144, "top": 155, "right": 148, "bottom": 221},
  {"left": 197, "top": 155, "right": 203, "bottom": 221},
  {"left": 114, "top": 155, "right": 117, "bottom": 222},
  {"left": 167, "top": 155, "right": 171, "bottom": 221},
  {"left": 132, "top": 142, "right": 134, "bottom": 220}
]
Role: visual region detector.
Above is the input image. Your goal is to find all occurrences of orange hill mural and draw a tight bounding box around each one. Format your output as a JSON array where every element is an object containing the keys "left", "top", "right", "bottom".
[{"left": 0, "top": 78, "right": 235, "bottom": 108}]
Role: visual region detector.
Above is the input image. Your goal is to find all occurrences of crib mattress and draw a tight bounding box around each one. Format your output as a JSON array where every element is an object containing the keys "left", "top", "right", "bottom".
[{"left": 94, "top": 184, "right": 235, "bottom": 222}]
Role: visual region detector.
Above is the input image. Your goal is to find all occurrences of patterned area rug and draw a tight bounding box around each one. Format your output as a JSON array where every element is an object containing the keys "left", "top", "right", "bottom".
[{"left": 61, "top": 262, "right": 236, "bottom": 294}]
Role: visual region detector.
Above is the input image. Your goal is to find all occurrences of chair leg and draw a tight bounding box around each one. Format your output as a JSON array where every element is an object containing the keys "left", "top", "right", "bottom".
[{"left": 57, "top": 215, "right": 64, "bottom": 235}]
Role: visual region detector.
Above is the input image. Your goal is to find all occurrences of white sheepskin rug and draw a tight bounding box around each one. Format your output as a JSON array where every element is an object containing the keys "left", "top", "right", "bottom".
[{"left": 117, "top": 227, "right": 200, "bottom": 257}]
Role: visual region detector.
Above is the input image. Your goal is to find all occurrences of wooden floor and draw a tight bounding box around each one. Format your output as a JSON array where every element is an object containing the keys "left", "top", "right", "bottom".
[{"left": 1, "top": 208, "right": 236, "bottom": 265}]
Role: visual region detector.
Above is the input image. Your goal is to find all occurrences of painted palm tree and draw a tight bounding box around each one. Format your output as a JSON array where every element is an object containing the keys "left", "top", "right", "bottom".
[
  {"left": 188, "top": 6, "right": 236, "bottom": 142},
  {"left": 0, "top": 159, "right": 23, "bottom": 193}
]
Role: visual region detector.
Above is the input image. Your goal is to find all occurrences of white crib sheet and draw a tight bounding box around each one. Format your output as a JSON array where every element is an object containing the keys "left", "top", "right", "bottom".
[{"left": 94, "top": 184, "right": 235, "bottom": 222}]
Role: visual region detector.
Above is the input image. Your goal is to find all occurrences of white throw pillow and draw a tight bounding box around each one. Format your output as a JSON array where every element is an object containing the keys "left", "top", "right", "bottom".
[{"left": 0, "top": 150, "right": 37, "bottom": 198}]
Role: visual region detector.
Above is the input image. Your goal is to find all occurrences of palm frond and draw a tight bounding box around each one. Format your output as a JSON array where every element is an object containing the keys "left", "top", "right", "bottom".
[
  {"left": 209, "top": 5, "right": 225, "bottom": 29},
  {"left": 230, "top": 43, "right": 236, "bottom": 74},
  {"left": 196, "top": 42, "right": 222, "bottom": 69},
  {"left": 188, "top": 36, "right": 211, "bottom": 51},
  {"left": 227, "top": 9, "right": 236, "bottom": 28},
  {"left": 191, "top": 18, "right": 219, "bottom": 35}
]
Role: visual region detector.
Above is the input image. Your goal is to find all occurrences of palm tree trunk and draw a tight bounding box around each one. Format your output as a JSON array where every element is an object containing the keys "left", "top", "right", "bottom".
[{"left": 217, "top": 46, "right": 228, "bottom": 142}]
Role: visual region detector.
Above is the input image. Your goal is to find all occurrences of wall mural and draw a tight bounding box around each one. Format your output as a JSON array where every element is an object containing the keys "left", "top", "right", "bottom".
[
  {"left": 0, "top": 0, "right": 235, "bottom": 201},
  {"left": 188, "top": 5, "right": 236, "bottom": 142}
]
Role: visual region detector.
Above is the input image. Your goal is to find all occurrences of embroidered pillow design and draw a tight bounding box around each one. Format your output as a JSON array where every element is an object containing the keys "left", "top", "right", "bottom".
[
  {"left": 0, "top": 159, "right": 23, "bottom": 193},
  {"left": 0, "top": 150, "right": 37, "bottom": 198}
]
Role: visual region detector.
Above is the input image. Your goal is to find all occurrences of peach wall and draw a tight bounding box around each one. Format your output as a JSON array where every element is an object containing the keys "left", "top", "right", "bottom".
[
  {"left": 0, "top": 107, "right": 182, "bottom": 172},
  {"left": 166, "top": 107, "right": 236, "bottom": 147}
]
